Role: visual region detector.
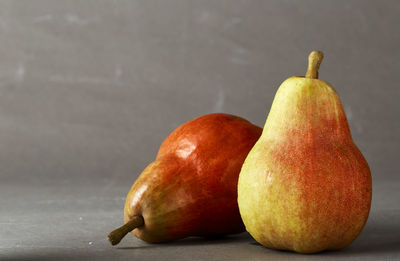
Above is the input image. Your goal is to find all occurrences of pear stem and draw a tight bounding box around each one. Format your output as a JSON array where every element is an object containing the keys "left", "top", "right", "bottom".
[
  {"left": 108, "top": 215, "right": 144, "bottom": 246},
  {"left": 305, "top": 50, "right": 324, "bottom": 79}
]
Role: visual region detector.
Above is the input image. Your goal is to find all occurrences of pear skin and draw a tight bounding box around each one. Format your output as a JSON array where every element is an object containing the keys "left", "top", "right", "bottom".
[
  {"left": 237, "top": 51, "right": 372, "bottom": 254},
  {"left": 109, "top": 113, "right": 262, "bottom": 244}
]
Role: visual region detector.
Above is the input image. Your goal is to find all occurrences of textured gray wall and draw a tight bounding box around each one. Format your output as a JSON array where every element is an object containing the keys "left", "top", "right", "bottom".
[{"left": 1, "top": 0, "right": 398, "bottom": 188}]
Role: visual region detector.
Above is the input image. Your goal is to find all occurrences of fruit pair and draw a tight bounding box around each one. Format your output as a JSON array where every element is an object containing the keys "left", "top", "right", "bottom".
[{"left": 108, "top": 51, "right": 372, "bottom": 254}]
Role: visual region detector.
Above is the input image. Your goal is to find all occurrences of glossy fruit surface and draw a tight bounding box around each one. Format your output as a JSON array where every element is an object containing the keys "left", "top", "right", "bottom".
[
  {"left": 109, "top": 113, "right": 261, "bottom": 244},
  {"left": 238, "top": 51, "right": 372, "bottom": 253}
]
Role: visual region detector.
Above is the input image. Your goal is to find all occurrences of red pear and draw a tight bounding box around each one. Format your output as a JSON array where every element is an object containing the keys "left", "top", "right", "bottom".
[{"left": 108, "top": 113, "right": 261, "bottom": 245}]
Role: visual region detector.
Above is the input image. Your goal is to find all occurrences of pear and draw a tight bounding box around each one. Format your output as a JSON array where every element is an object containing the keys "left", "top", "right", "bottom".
[
  {"left": 237, "top": 51, "right": 372, "bottom": 254},
  {"left": 108, "top": 113, "right": 261, "bottom": 245}
]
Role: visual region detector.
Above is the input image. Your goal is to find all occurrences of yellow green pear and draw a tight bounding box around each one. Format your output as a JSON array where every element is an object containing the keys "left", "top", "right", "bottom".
[{"left": 237, "top": 51, "right": 372, "bottom": 254}]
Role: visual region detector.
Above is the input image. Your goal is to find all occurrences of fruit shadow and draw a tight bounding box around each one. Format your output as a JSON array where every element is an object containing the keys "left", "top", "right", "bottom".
[
  {"left": 338, "top": 213, "right": 400, "bottom": 256},
  {"left": 117, "top": 211, "right": 400, "bottom": 255},
  {"left": 117, "top": 232, "right": 253, "bottom": 250}
]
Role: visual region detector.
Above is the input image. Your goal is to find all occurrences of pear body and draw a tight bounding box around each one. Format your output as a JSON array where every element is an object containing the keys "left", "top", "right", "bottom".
[
  {"left": 125, "top": 113, "right": 262, "bottom": 243},
  {"left": 238, "top": 77, "right": 372, "bottom": 253}
]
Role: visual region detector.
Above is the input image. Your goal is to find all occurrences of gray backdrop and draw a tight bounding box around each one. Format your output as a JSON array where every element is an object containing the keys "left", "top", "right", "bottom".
[{"left": 1, "top": 1, "right": 399, "bottom": 260}]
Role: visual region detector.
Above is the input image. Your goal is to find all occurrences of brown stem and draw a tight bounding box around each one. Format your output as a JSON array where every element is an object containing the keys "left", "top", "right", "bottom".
[
  {"left": 108, "top": 215, "right": 144, "bottom": 245},
  {"left": 305, "top": 50, "right": 324, "bottom": 79}
]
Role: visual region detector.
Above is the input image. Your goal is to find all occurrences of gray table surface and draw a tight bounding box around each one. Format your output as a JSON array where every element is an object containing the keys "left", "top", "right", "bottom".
[
  {"left": 1, "top": 0, "right": 400, "bottom": 260},
  {"left": 1, "top": 179, "right": 400, "bottom": 261}
]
